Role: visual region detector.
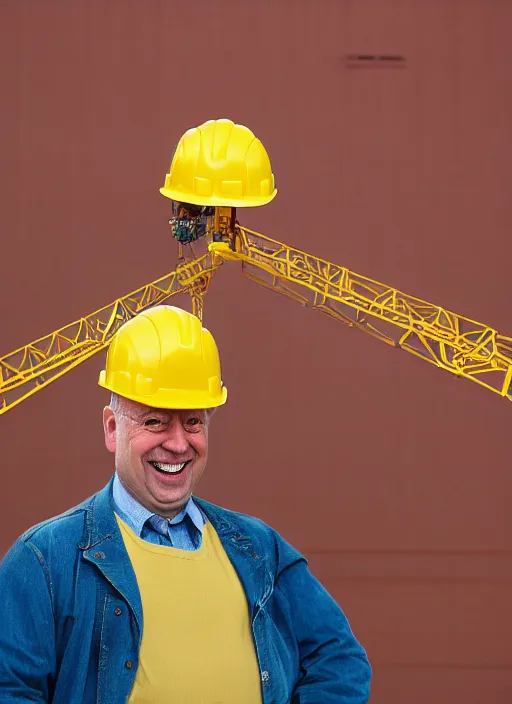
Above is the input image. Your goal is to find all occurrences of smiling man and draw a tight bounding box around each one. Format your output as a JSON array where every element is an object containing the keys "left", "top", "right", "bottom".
[{"left": 0, "top": 305, "right": 371, "bottom": 704}]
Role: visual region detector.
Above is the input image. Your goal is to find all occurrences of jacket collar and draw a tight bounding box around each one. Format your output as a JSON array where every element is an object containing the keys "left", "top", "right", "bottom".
[{"left": 78, "top": 476, "right": 242, "bottom": 548}]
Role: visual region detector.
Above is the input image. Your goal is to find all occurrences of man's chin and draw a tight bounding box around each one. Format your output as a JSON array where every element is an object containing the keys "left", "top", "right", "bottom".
[{"left": 148, "top": 484, "right": 191, "bottom": 516}]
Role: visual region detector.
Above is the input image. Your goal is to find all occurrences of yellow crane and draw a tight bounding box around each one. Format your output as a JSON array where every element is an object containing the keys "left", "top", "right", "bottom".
[{"left": 1, "top": 120, "right": 512, "bottom": 415}]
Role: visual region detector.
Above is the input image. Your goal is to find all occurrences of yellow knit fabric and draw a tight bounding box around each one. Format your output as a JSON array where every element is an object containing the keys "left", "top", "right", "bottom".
[{"left": 115, "top": 513, "right": 263, "bottom": 704}]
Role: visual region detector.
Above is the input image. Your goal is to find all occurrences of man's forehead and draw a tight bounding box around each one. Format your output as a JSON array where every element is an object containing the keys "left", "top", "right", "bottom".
[
  {"left": 120, "top": 398, "right": 207, "bottom": 416},
  {"left": 139, "top": 406, "right": 207, "bottom": 415}
]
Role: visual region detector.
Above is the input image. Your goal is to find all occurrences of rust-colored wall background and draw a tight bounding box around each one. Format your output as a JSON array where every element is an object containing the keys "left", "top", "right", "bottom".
[{"left": 2, "top": 1, "right": 511, "bottom": 701}]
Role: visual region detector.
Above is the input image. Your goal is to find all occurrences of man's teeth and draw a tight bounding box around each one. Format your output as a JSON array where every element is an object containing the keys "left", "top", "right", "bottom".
[{"left": 153, "top": 462, "right": 186, "bottom": 474}]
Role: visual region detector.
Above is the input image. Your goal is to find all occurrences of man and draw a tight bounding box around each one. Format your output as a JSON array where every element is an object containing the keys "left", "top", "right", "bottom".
[{"left": 0, "top": 304, "right": 371, "bottom": 703}]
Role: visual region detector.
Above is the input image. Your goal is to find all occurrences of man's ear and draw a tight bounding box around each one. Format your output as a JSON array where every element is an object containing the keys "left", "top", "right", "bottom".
[{"left": 103, "top": 406, "right": 117, "bottom": 454}]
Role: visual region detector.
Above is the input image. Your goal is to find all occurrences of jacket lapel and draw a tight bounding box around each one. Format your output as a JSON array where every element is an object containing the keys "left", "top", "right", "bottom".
[{"left": 79, "top": 477, "right": 144, "bottom": 636}]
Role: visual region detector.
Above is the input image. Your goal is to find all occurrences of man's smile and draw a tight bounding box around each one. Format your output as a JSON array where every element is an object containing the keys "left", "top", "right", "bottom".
[{"left": 148, "top": 459, "right": 192, "bottom": 475}]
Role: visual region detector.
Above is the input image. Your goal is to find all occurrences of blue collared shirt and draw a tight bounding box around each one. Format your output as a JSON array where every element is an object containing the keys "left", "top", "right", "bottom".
[{"left": 112, "top": 472, "right": 206, "bottom": 551}]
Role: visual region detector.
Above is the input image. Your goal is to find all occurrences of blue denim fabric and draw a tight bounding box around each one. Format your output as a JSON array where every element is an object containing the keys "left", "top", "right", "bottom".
[{"left": 0, "top": 476, "right": 372, "bottom": 703}]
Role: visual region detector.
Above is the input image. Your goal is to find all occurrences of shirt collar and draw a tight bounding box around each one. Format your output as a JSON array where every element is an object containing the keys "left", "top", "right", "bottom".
[{"left": 112, "top": 472, "right": 206, "bottom": 537}]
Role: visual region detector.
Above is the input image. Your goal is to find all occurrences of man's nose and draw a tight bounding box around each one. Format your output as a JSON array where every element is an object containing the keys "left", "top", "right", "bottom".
[{"left": 160, "top": 420, "right": 189, "bottom": 455}]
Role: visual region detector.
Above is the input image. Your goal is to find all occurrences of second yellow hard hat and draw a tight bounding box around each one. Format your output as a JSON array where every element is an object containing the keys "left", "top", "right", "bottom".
[
  {"left": 160, "top": 119, "right": 277, "bottom": 208},
  {"left": 98, "top": 306, "right": 227, "bottom": 409}
]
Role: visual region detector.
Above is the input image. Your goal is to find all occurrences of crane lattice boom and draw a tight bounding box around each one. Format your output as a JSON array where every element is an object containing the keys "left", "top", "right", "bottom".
[
  {"left": 0, "top": 254, "right": 220, "bottom": 414},
  {"left": 227, "top": 226, "right": 512, "bottom": 400},
  {"left": 1, "top": 209, "right": 510, "bottom": 415}
]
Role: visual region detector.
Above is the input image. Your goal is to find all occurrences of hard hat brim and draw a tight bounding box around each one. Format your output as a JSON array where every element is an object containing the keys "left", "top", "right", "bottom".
[
  {"left": 159, "top": 187, "right": 277, "bottom": 208},
  {"left": 99, "top": 371, "right": 228, "bottom": 410}
]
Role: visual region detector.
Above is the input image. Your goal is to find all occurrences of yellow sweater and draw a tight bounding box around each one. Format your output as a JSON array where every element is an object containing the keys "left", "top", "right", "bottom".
[{"left": 115, "top": 514, "right": 263, "bottom": 704}]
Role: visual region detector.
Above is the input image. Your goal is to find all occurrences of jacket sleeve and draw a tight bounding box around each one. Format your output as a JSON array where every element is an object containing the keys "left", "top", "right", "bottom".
[
  {"left": 275, "top": 547, "right": 372, "bottom": 704},
  {"left": 0, "top": 539, "right": 56, "bottom": 702}
]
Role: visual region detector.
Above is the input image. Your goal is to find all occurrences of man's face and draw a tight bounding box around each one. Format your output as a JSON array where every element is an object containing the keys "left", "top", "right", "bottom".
[{"left": 103, "top": 396, "right": 212, "bottom": 518}]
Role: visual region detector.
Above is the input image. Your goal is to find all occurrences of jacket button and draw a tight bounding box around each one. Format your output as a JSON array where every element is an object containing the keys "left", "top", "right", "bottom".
[
  {"left": 261, "top": 670, "right": 269, "bottom": 683},
  {"left": 125, "top": 660, "right": 133, "bottom": 669},
  {"left": 93, "top": 551, "right": 105, "bottom": 559},
  {"left": 114, "top": 607, "right": 122, "bottom": 616}
]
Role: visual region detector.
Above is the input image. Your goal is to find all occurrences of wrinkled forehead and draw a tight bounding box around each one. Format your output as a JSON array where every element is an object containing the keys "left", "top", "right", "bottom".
[{"left": 112, "top": 395, "right": 211, "bottom": 419}]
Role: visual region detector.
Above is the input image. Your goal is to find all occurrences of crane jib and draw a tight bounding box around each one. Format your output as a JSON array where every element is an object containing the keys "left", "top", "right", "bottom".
[{"left": 1, "top": 212, "right": 511, "bottom": 415}]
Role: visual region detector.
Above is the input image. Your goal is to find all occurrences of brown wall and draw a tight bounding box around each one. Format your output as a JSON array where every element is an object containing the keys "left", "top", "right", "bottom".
[{"left": 1, "top": 1, "right": 511, "bottom": 701}]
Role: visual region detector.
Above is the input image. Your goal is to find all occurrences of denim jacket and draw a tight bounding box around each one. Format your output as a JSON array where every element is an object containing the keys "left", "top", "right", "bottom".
[{"left": 0, "top": 477, "right": 371, "bottom": 703}]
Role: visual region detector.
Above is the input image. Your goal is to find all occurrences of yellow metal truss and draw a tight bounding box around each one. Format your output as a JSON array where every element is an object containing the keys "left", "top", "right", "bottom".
[
  {"left": 219, "top": 227, "right": 512, "bottom": 400},
  {"left": 0, "top": 254, "right": 220, "bottom": 414},
  {"left": 1, "top": 212, "right": 511, "bottom": 415}
]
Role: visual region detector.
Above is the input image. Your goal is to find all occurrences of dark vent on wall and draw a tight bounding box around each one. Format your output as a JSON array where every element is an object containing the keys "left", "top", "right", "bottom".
[{"left": 345, "top": 54, "right": 406, "bottom": 69}]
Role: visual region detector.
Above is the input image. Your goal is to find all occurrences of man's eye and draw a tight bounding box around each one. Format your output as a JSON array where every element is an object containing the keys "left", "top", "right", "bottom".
[{"left": 144, "top": 418, "right": 162, "bottom": 427}]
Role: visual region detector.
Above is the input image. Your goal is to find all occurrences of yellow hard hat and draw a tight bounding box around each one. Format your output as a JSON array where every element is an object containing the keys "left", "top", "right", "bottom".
[
  {"left": 159, "top": 118, "right": 277, "bottom": 207},
  {"left": 98, "top": 305, "right": 227, "bottom": 409}
]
